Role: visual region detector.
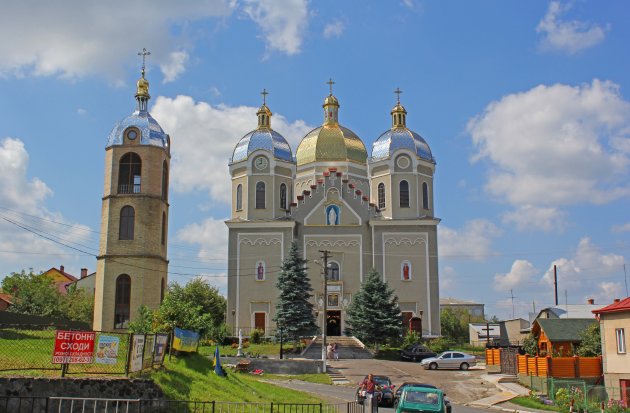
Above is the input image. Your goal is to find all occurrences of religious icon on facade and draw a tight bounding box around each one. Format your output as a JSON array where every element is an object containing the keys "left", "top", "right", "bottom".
[
  {"left": 402, "top": 262, "right": 411, "bottom": 280},
  {"left": 256, "top": 261, "right": 265, "bottom": 281},
  {"left": 326, "top": 205, "right": 339, "bottom": 225},
  {"left": 328, "top": 294, "right": 339, "bottom": 307}
]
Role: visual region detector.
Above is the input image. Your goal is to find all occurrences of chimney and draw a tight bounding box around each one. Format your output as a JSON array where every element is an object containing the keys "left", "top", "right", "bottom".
[
  {"left": 81, "top": 268, "right": 88, "bottom": 279},
  {"left": 60, "top": 265, "right": 64, "bottom": 273},
  {"left": 614, "top": 298, "right": 621, "bottom": 303},
  {"left": 587, "top": 298, "right": 594, "bottom": 305}
]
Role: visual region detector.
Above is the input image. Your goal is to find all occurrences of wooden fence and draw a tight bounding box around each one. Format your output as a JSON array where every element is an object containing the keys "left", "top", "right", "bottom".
[
  {"left": 485, "top": 349, "right": 602, "bottom": 378},
  {"left": 516, "top": 354, "right": 602, "bottom": 378}
]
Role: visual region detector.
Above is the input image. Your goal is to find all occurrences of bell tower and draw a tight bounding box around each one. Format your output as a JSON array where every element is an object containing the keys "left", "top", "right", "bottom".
[{"left": 93, "top": 49, "right": 171, "bottom": 331}]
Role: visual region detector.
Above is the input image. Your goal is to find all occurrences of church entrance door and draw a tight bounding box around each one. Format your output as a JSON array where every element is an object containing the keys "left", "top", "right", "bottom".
[{"left": 326, "top": 311, "right": 341, "bottom": 336}]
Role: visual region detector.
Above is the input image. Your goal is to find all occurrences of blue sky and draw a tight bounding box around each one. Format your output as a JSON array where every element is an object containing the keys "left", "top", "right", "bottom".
[{"left": 1, "top": 0, "right": 629, "bottom": 320}]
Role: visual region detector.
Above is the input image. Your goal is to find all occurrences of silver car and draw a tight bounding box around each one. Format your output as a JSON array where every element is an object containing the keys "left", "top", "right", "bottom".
[{"left": 420, "top": 351, "right": 476, "bottom": 370}]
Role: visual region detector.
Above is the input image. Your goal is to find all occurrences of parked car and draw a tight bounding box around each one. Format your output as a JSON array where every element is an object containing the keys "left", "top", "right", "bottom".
[
  {"left": 394, "top": 383, "right": 451, "bottom": 413},
  {"left": 420, "top": 351, "right": 476, "bottom": 370},
  {"left": 395, "top": 385, "right": 447, "bottom": 413},
  {"left": 400, "top": 344, "right": 437, "bottom": 362},
  {"left": 355, "top": 375, "right": 396, "bottom": 407}
]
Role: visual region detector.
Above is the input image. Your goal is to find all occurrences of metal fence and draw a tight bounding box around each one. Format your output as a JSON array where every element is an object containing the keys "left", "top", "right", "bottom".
[
  {"left": 527, "top": 377, "right": 625, "bottom": 413},
  {"left": 0, "top": 398, "right": 363, "bottom": 413},
  {"left": 0, "top": 324, "right": 168, "bottom": 377}
]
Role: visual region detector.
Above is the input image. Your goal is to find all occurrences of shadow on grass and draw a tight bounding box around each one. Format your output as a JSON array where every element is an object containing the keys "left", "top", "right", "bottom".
[
  {"left": 0, "top": 329, "right": 52, "bottom": 340},
  {"left": 181, "top": 353, "right": 212, "bottom": 375}
]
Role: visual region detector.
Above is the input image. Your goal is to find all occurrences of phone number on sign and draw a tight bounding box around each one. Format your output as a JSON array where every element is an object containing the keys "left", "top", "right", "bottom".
[{"left": 52, "top": 356, "right": 94, "bottom": 364}]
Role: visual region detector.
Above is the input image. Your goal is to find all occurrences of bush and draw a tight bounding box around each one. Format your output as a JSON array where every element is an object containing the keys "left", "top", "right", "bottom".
[
  {"left": 250, "top": 329, "right": 263, "bottom": 344},
  {"left": 401, "top": 330, "right": 422, "bottom": 348},
  {"left": 428, "top": 337, "right": 452, "bottom": 353}
]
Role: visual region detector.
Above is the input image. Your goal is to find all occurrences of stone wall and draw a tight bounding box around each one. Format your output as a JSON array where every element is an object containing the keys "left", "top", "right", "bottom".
[
  {"left": 221, "top": 356, "right": 322, "bottom": 374},
  {"left": 0, "top": 377, "right": 164, "bottom": 399}
]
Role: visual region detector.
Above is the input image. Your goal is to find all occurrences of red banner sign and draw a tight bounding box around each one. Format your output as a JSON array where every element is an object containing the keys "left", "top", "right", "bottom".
[{"left": 52, "top": 330, "right": 96, "bottom": 364}]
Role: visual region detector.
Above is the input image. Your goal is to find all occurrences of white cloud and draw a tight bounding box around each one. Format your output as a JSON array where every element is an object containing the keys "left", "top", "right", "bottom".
[
  {"left": 323, "top": 21, "right": 345, "bottom": 39},
  {"left": 612, "top": 222, "right": 630, "bottom": 233},
  {"left": 175, "top": 217, "right": 229, "bottom": 294},
  {"left": 0, "top": 138, "right": 94, "bottom": 276},
  {"left": 243, "top": 0, "right": 309, "bottom": 55},
  {"left": 151, "top": 95, "right": 312, "bottom": 204},
  {"left": 536, "top": 1, "right": 607, "bottom": 54},
  {"left": 591, "top": 281, "right": 624, "bottom": 306},
  {"left": 541, "top": 237, "right": 625, "bottom": 289},
  {"left": 160, "top": 51, "right": 190, "bottom": 84},
  {"left": 438, "top": 219, "right": 502, "bottom": 261},
  {"left": 502, "top": 205, "right": 566, "bottom": 232},
  {"left": 77, "top": 108, "right": 87, "bottom": 116},
  {"left": 439, "top": 266, "right": 456, "bottom": 293},
  {"left": 468, "top": 80, "right": 630, "bottom": 216},
  {"left": 0, "top": 1, "right": 234, "bottom": 81},
  {"left": 494, "top": 260, "right": 537, "bottom": 291}
]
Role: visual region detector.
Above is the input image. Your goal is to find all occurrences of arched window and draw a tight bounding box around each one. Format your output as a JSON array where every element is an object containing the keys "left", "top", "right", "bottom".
[
  {"left": 422, "top": 182, "right": 429, "bottom": 210},
  {"left": 378, "top": 183, "right": 386, "bottom": 209},
  {"left": 114, "top": 274, "right": 131, "bottom": 329},
  {"left": 401, "top": 261, "right": 412, "bottom": 281},
  {"left": 255, "top": 182, "right": 265, "bottom": 209},
  {"left": 236, "top": 184, "right": 243, "bottom": 211},
  {"left": 280, "top": 183, "right": 287, "bottom": 210},
  {"left": 118, "top": 153, "right": 142, "bottom": 194},
  {"left": 399, "top": 180, "right": 410, "bottom": 208},
  {"left": 162, "top": 161, "right": 169, "bottom": 201},
  {"left": 328, "top": 261, "right": 340, "bottom": 281},
  {"left": 161, "top": 211, "right": 166, "bottom": 245},
  {"left": 119, "top": 206, "right": 135, "bottom": 240},
  {"left": 160, "top": 278, "right": 165, "bottom": 303}
]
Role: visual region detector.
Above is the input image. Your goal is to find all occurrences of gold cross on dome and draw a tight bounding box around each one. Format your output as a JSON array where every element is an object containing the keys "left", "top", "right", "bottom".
[
  {"left": 394, "top": 87, "right": 403, "bottom": 104},
  {"left": 137, "top": 48, "right": 151, "bottom": 76},
  {"left": 261, "top": 88, "right": 269, "bottom": 105},
  {"left": 326, "top": 78, "right": 335, "bottom": 95}
]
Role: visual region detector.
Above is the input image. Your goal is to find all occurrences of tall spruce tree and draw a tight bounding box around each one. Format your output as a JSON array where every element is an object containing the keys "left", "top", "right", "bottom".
[
  {"left": 274, "top": 242, "right": 319, "bottom": 346},
  {"left": 345, "top": 268, "right": 403, "bottom": 346}
]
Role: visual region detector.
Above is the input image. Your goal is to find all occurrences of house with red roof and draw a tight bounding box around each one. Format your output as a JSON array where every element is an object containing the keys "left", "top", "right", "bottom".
[
  {"left": 41, "top": 265, "right": 79, "bottom": 295},
  {"left": 0, "top": 293, "right": 13, "bottom": 311},
  {"left": 593, "top": 297, "right": 630, "bottom": 405}
]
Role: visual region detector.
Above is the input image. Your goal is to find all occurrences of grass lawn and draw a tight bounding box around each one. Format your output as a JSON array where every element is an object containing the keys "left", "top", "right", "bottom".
[
  {"left": 262, "top": 373, "right": 332, "bottom": 385},
  {"left": 510, "top": 396, "right": 560, "bottom": 411},
  {"left": 149, "top": 353, "right": 325, "bottom": 403}
]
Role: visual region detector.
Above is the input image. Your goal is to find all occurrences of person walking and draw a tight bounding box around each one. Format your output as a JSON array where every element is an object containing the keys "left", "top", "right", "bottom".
[
  {"left": 360, "top": 373, "right": 378, "bottom": 413},
  {"left": 332, "top": 342, "right": 339, "bottom": 360}
]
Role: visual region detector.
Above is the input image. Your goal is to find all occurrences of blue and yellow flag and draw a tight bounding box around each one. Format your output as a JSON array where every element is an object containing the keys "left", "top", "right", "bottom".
[{"left": 213, "top": 346, "right": 225, "bottom": 376}]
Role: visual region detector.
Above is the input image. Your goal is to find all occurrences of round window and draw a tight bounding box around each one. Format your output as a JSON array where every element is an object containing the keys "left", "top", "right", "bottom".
[{"left": 126, "top": 129, "right": 138, "bottom": 140}]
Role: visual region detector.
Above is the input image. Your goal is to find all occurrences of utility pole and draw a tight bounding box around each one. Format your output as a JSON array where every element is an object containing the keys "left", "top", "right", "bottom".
[
  {"left": 510, "top": 289, "right": 517, "bottom": 320},
  {"left": 624, "top": 264, "right": 628, "bottom": 297},
  {"left": 554, "top": 264, "right": 558, "bottom": 305},
  {"left": 319, "top": 250, "right": 331, "bottom": 373}
]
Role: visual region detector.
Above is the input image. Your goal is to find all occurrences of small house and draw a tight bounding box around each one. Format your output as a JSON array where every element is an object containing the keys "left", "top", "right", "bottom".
[{"left": 532, "top": 318, "right": 597, "bottom": 356}]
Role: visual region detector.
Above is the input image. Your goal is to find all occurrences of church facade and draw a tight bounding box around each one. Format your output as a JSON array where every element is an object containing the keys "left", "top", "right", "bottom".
[{"left": 226, "top": 85, "right": 441, "bottom": 337}]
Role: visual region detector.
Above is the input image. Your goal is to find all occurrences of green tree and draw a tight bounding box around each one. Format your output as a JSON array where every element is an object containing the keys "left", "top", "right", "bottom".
[
  {"left": 155, "top": 277, "right": 226, "bottom": 336},
  {"left": 128, "top": 304, "right": 154, "bottom": 333},
  {"left": 63, "top": 284, "right": 94, "bottom": 324},
  {"left": 440, "top": 308, "right": 469, "bottom": 342},
  {"left": 576, "top": 322, "right": 601, "bottom": 356},
  {"left": 273, "top": 242, "right": 318, "bottom": 347},
  {"left": 345, "top": 268, "right": 403, "bottom": 346},
  {"left": 1, "top": 270, "right": 65, "bottom": 318},
  {"left": 521, "top": 333, "right": 538, "bottom": 356}
]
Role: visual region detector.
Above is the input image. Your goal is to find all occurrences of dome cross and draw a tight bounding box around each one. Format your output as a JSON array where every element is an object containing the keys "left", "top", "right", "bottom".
[
  {"left": 394, "top": 87, "right": 403, "bottom": 104},
  {"left": 326, "top": 78, "right": 335, "bottom": 95},
  {"left": 261, "top": 88, "right": 269, "bottom": 105},
  {"left": 137, "top": 48, "right": 151, "bottom": 77}
]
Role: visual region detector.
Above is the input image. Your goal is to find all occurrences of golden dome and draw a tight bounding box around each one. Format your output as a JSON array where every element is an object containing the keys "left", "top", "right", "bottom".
[
  {"left": 295, "top": 124, "right": 368, "bottom": 166},
  {"left": 136, "top": 76, "right": 150, "bottom": 98},
  {"left": 323, "top": 94, "right": 339, "bottom": 107}
]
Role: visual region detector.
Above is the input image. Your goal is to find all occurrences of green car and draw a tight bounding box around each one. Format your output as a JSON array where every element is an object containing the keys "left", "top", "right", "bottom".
[{"left": 396, "top": 386, "right": 447, "bottom": 413}]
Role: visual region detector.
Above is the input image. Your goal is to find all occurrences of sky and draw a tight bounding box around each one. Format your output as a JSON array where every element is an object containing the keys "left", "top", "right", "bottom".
[{"left": 0, "top": 0, "right": 629, "bottom": 321}]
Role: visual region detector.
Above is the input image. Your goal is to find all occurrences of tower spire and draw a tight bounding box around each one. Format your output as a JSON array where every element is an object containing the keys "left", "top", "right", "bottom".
[
  {"left": 257, "top": 88, "right": 272, "bottom": 129},
  {"left": 391, "top": 87, "right": 407, "bottom": 128},
  {"left": 135, "top": 48, "right": 151, "bottom": 112},
  {"left": 322, "top": 78, "right": 339, "bottom": 126}
]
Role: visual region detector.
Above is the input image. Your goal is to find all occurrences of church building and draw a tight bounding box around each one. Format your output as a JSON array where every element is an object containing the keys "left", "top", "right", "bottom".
[{"left": 226, "top": 83, "right": 441, "bottom": 337}]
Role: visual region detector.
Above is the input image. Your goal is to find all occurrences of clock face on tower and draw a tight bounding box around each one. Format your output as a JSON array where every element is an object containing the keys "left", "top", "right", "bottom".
[{"left": 254, "top": 156, "right": 269, "bottom": 170}]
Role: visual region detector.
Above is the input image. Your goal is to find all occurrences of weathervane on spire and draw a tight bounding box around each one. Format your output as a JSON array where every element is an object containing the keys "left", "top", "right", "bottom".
[
  {"left": 394, "top": 87, "right": 403, "bottom": 104},
  {"left": 261, "top": 88, "right": 269, "bottom": 105},
  {"left": 138, "top": 48, "right": 151, "bottom": 78},
  {"left": 326, "top": 78, "right": 335, "bottom": 95}
]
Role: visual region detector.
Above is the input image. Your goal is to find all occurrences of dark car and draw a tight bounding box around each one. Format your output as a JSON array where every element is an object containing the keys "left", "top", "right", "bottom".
[
  {"left": 355, "top": 375, "right": 396, "bottom": 407},
  {"left": 400, "top": 344, "right": 437, "bottom": 362},
  {"left": 394, "top": 382, "right": 452, "bottom": 413}
]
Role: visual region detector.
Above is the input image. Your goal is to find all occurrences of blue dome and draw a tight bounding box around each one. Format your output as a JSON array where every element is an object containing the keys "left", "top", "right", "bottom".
[
  {"left": 106, "top": 110, "right": 169, "bottom": 149},
  {"left": 371, "top": 127, "right": 433, "bottom": 162},
  {"left": 231, "top": 128, "right": 293, "bottom": 164}
]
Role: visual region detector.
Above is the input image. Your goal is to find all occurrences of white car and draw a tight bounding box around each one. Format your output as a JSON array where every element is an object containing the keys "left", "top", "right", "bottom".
[{"left": 420, "top": 351, "right": 476, "bottom": 370}]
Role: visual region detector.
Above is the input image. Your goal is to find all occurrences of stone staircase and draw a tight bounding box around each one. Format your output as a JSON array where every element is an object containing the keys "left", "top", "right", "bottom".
[{"left": 302, "top": 336, "right": 373, "bottom": 360}]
